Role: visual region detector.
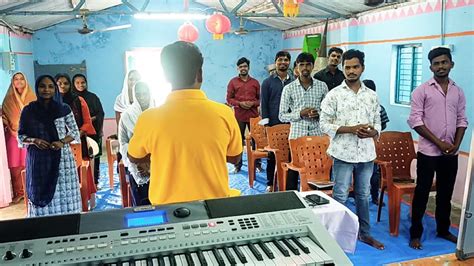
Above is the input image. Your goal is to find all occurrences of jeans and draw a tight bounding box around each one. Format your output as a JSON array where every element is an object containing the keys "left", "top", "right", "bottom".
[
  {"left": 410, "top": 152, "right": 458, "bottom": 239},
  {"left": 332, "top": 158, "right": 374, "bottom": 237}
]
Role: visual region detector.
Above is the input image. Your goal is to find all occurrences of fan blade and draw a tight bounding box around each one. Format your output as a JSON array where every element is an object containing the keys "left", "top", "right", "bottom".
[{"left": 96, "top": 24, "right": 131, "bottom": 33}]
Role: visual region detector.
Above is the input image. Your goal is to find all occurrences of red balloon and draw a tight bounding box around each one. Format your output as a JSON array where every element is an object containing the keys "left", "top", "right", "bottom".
[
  {"left": 205, "top": 12, "right": 231, "bottom": 39},
  {"left": 178, "top": 22, "right": 199, "bottom": 43}
]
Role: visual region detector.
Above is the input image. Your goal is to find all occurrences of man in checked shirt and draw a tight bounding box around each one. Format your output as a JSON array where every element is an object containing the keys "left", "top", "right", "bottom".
[{"left": 279, "top": 52, "right": 328, "bottom": 190}]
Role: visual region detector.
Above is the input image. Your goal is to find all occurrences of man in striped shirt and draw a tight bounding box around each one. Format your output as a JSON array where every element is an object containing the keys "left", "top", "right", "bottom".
[{"left": 279, "top": 52, "right": 328, "bottom": 190}]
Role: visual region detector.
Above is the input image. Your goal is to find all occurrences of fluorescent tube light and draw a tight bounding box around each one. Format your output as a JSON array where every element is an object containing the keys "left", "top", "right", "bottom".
[{"left": 134, "top": 13, "right": 209, "bottom": 20}]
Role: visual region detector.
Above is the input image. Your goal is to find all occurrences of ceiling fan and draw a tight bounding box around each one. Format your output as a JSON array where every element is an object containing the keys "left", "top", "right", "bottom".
[
  {"left": 232, "top": 17, "right": 275, "bottom": 35},
  {"left": 61, "top": 10, "right": 131, "bottom": 35}
]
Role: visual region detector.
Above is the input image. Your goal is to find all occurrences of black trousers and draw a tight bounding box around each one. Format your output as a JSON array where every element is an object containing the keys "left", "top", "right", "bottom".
[
  {"left": 286, "top": 150, "right": 299, "bottom": 190},
  {"left": 410, "top": 152, "right": 458, "bottom": 239},
  {"left": 267, "top": 152, "right": 276, "bottom": 186},
  {"left": 236, "top": 120, "right": 260, "bottom": 170}
]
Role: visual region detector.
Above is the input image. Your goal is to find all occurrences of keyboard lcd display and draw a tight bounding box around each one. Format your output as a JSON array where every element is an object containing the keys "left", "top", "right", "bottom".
[{"left": 125, "top": 210, "right": 168, "bottom": 227}]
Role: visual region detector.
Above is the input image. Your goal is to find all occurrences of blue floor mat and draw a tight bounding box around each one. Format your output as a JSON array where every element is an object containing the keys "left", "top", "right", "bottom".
[{"left": 94, "top": 154, "right": 457, "bottom": 265}]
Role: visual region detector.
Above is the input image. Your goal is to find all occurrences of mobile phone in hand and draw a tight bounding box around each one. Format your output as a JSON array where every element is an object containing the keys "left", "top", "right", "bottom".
[{"left": 305, "top": 194, "right": 330, "bottom": 206}]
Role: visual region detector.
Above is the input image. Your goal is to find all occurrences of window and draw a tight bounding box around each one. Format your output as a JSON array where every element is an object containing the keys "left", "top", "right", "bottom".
[
  {"left": 125, "top": 48, "right": 172, "bottom": 107},
  {"left": 394, "top": 44, "right": 422, "bottom": 105}
]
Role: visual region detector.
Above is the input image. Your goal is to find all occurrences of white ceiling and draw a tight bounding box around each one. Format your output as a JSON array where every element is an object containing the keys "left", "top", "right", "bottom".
[{"left": 0, "top": 0, "right": 408, "bottom": 32}]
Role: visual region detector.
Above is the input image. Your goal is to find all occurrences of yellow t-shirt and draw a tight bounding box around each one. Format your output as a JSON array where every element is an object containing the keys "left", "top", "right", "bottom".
[{"left": 128, "top": 89, "right": 242, "bottom": 205}]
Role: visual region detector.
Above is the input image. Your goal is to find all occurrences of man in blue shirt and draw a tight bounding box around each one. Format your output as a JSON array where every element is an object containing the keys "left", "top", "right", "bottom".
[{"left": 260, "top": 51, "right": 293, "bottom": 192}]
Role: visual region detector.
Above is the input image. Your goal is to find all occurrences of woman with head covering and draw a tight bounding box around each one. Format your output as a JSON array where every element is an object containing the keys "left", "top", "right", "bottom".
[
  {"left": 18, "top": 75, "right": 82, "bottom": 217},
  {"left": 72, "top": 74, "right": 104, "bottom": 187},
  {"left": 56, "top": 73, "right": 97, "bottom": 208},
  {"left": 1, "top": 72, "right": 36, "bottom": 202},
  {"left": 114, "top": 70, "right": 141, "bottom": 126},
  {"left": 118, "top": 81, "right": 153, "bottom": 206}
]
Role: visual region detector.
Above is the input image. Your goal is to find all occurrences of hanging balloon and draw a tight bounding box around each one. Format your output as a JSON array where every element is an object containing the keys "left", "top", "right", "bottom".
[
  {"left": 178, "top": 22, "right": 199, "bottom": 43},
  {"left": 205, "top": 12, "right": 231, "bottom": 40}
]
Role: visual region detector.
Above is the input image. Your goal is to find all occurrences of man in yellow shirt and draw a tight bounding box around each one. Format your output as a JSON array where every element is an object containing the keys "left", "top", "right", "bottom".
[{"left": 128, "top": 41, "right": 242, "bottom": 205}]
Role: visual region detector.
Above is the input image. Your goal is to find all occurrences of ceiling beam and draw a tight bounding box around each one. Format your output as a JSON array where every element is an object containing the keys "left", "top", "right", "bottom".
[
  {"left": 72, "top": 0, "right": 86, "bottom": 11},
  {"left": 140, "top": 0, "right": 150, "bottom": 12},
  {"left": 121, "top": 0, "right": 138, "bottom": 12},
  {"left": 218, "top": 0, "right": 231, "bottom": 14},
  {"left": 271, "top": 0, "right": 283, "bottom": 14},
  {"left": 231, "top": 0, "right": 246, "bottom": 14}
]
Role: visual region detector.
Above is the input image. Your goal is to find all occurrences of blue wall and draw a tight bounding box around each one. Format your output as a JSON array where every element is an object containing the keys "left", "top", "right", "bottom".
[
  {"left": 0, "top": 29, "right": 34, "bottom": 101},
  {"left": 32, "top": 1, "right": 282, "bottom": 118},
  {"left": 284, "top": 3, "right": 473, "bottom": 152}
]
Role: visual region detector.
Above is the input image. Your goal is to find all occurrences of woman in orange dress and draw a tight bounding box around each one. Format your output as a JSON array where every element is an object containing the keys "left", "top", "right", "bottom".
[
  {"left": 1, "top": 72, "right": 36, "bottom": 202},
  {"left": 56, "top": 73, "right": 97, "bottom": 209}
]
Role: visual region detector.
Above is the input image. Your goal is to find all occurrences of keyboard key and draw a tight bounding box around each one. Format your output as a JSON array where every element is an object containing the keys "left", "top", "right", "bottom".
[
  {"left": 203, "top": 251, "right": 218, "bottom": 266},
  {"left": 292, "top": 237, "right": 310, "bottom": 254},
  {"left": 258, "top": 242, "right": 275, "bottom": 259},
  {"left": 266, "top": 242, "right": 292, "bottom": 265},
  {"left": 177, "top": 254, "right": 186, "bottom": 266},
  {"left": 282, "top": 238, "right": 300, "bottom": 255},
  {"left": 232, "top": 245, "right": 247, "bottom": 264},
  {"left": 190, "top": 253, "right": 202, "bottom": 266},
  {"left": 301, "top": 237, "right": 334, "bottom": 264},
  {"left": 222, "top": 247, "right": 236, "bottom": 265},
  {"left": 169, "top": 255, "right": 177, "bottom": 266},
  {"left": 196, "top": 250, "right": 207, "bottom": 266},
  {"left": 272, "top": 240, "right": 290, "bottom": 257},
  {"left": 253, "top": 244, "right": 276, "bottom": 265},
  {"left": 247, "top": 243, "right": 263, "bottom": 261},
  {"left": 211, "top": 248, "right": 225, "bottom": 266},
  {"left": 184, "top": 252, "right": 195, "bottom": 266}
]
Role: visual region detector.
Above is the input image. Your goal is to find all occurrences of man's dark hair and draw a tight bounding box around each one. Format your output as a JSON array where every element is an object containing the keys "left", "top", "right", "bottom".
[
  {"left": 161, "top": 41, "right": 203, "bottom": 88},
  {"left": 428, "top": 47, "right": 452, "bottom": 63},
  {"left": 296, "top": 52, "right": 315, "bottom": 64},
  {"left": 328, "top": 47, "right": 343, "bottom": 56},
  {"left": 275, "top": 51, "right": 291, "bottom": 62},
  {"left": 342, "top": 49, "right": 365, "bottom": 66},
  {"left": 237, "top": 57, "right": 250, "bottom": 67},
  {"left": 363, "top": 79, "right": 376, "bottom": 91}
]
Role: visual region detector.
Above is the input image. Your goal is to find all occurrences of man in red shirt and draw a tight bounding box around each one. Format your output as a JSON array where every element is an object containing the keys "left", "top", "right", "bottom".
[{"left": 226, "top": 57, "right": 261, "bottom": 173}]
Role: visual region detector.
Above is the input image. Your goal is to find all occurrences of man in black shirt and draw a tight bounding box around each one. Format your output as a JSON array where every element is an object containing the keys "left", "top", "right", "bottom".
[
  {"left": 260, "top": 51, "right": 293, "bottom": 192},
  {"left": 313, "top": 47, "right": 344, "bottom": 90}
]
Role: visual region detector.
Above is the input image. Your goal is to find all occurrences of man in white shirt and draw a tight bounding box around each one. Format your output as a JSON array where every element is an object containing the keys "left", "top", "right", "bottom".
[{"left": 320, "top": 49, "right": 384, "bottom": 250}]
